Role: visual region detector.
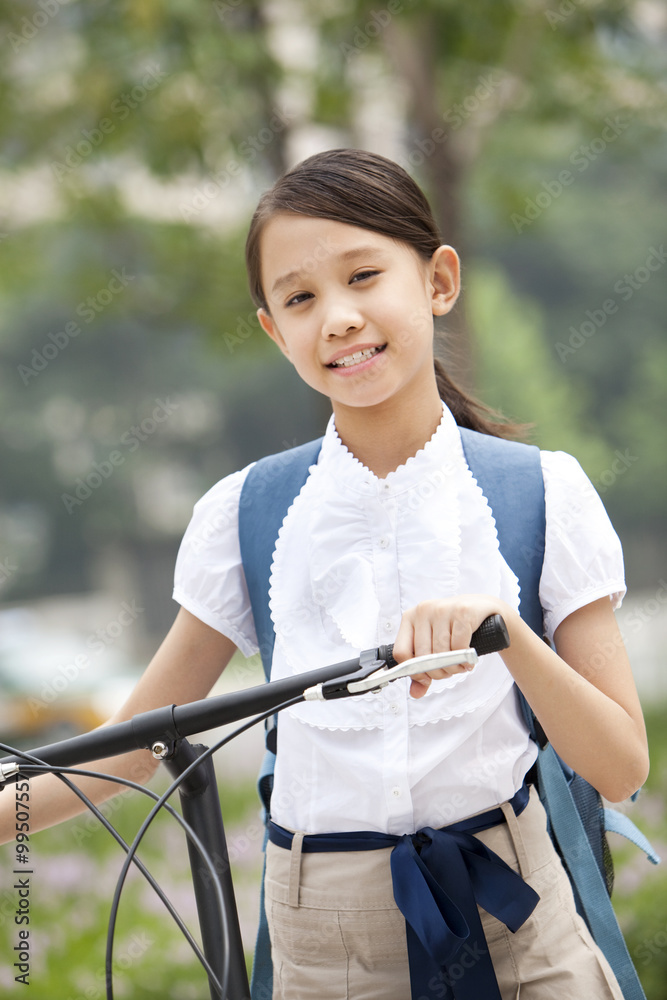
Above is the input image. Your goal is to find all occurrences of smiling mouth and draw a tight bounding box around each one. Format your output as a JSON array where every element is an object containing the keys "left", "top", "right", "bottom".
[{"left": 327, "top": 345, "right": 386, "bottom": 368}]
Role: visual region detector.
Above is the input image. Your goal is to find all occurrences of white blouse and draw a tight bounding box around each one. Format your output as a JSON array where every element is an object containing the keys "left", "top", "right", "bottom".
[{"left": 173, "top": 404, "right": 626, "bottom": 835}]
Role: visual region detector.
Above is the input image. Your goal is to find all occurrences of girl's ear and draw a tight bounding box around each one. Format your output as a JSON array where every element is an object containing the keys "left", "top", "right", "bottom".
[
  {"left": 430, "top": 246, "right": 461, "bottom": 316},
  {"left": 257, "top": 308, "right": 291, "bottom": 359}
]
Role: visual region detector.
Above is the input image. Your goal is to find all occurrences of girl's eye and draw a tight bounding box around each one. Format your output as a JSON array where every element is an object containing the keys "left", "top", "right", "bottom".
[
  {"left": 350, "top": 269, "right": 379, "bottom": 284},
  {"left": 285, "top": 291, "right": 312, "bottom": 307}
]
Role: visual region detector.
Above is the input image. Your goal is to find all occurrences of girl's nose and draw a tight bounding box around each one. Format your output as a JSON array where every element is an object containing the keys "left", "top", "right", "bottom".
[{"left": 320, "top": 297, "right": 365, "bottom": 339}]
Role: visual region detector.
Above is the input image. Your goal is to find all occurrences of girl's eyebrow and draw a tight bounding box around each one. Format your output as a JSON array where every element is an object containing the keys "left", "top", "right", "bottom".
[{"left": 270, "top": 245, "right": 391, "bottom": 298}]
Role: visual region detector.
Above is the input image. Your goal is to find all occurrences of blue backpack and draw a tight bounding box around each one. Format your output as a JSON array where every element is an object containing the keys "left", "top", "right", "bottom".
[{"left": 238, "top": 428, "right": 658, "bottom": 1000}]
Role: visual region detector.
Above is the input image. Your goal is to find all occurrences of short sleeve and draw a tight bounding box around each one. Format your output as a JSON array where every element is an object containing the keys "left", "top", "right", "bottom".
[
  {"left": 172, "top": 464, "right": 259, "bottom": 657},
  {"left": 539, "top": 451, "right": 626, "bottom": 641}
]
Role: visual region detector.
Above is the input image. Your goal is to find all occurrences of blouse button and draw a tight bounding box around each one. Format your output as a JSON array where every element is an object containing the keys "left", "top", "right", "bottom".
[
  {"left": 378, "top": 536, "right": 390, "bottom": 549},
  {"left": 392, "top": 787, "right": 401, "bottom": 797},
  {"left": 384, "top": 620, "right": 393, "bottom": 633}
]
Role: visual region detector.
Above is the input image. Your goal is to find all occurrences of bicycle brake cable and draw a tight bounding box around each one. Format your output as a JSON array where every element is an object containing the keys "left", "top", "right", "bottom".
[
  {"left": 109, "top": 694, "right": 304, "bottom": 1000},
  {"left": 0, "top": 743, "right": 224, "bottom": 995}
]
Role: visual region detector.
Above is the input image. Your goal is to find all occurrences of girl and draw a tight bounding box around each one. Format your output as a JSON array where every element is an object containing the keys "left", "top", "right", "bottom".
[{"left": 0, "top": 149, "right": 649, "bottom": 999}]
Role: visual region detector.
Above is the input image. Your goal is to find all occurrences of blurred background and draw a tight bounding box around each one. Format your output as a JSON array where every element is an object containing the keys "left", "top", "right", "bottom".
[{"left": 0, "top": 0, "right": 666, "bottom": 995}]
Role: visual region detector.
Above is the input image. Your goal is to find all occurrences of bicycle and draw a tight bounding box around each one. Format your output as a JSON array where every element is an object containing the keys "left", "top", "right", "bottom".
[{"left": 0, "top": 614, "right": 509, "bottom": 1000}]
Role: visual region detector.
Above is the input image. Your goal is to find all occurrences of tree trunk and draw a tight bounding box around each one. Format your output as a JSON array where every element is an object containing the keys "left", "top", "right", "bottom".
[{"left": 383, "top": 17, "right": 474, "bottom": 392}]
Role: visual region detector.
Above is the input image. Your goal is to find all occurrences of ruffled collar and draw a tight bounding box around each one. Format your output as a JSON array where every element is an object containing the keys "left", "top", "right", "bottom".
[{"left": 319, "top": 402, "right": 464, "bottom": 496}]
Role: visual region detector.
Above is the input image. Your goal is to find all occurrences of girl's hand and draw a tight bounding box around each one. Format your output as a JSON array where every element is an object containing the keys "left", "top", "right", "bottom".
[
  {"left": 392, "top": 595, "right": 648, "bottom": 801},
  {"left": 392, "top": 595, "right": 514, "bottom": 699}
]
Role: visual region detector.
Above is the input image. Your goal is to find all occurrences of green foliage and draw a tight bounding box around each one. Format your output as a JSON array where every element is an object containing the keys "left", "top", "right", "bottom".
[
  {"left": 0, "top": 0, "right": 665, "bottom": 598},
  {"left": 622, "top": 878, "right": 667, "bottom": 1000},
  {"left": 466, "top": 259, "right": 612, "bottom": 473},
  {"left": 467, "top": 130, "right": 667, "bottom": 563},
  {"left": 612, "top": 708, "right": 667, "bottom": 999},
  {"left": 1, "top": 0, "right": 286, "bottom": 177},
  {"left": 0, "top": 210, "right": 251, "bottom": 598},
  {"left": 614, "top": 339, "right": 667, "bottom": 522}
]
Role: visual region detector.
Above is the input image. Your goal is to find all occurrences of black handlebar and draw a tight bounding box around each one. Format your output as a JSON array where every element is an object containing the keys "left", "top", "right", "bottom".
[{"left": 0, "top": 616, "right": 510, "bottom": 778}]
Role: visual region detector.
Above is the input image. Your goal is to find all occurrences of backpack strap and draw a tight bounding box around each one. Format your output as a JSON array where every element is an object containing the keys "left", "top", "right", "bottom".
[
  {"left": 457, "top": 432, "right": 653, "bottom": 999},
  {"left": 537, "top": 746, "right": 650, "bottom": 1000},
  {"left": 458, "top": 428, "right": 545, "bottom": 635},
  {"left": 239, "top": 438, "right": 324, "bottom": 797},
  {"left": 239, "top": 437, "right": 324, "bottom": 682},
  {"left": 239, "top": 438, "right": 323, "bottom": 1000},
  {"left": 458, "top": 428, "right": 547, "bottom": 746}
]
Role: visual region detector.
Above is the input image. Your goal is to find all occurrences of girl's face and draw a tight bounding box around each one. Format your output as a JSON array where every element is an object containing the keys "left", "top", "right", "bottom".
[{"left": 256, "top": 213, "right": 460, "bottom": 418}]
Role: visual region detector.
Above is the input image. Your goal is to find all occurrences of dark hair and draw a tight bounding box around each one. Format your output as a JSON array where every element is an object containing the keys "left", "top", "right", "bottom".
[{"left": 245, "top": 148, "right": 524, "bottom": 439}]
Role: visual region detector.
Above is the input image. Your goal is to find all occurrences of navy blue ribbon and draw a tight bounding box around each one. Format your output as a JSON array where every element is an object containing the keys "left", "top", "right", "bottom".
[{"left": 269, "top": 784, "right": 539, "bottom": 1000}]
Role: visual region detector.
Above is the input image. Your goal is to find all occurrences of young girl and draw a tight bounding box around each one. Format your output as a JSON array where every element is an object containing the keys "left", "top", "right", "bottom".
[
  {"left": 1, "top": 149, "right": 649, "bottom": 999},
  {"left": 179, "top": 148, "right": 648, "bottom": 999}
]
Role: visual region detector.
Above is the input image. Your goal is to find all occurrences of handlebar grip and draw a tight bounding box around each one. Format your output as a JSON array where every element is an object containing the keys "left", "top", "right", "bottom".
[
  {"left": 470, "top": 614, "right": 510, "bottom": 655},
  {"left": 377, "top": 615, "right": 509, "bottom": 667},
  {"left": 377, "top": 643, "right": 398, "bottom": 669}
]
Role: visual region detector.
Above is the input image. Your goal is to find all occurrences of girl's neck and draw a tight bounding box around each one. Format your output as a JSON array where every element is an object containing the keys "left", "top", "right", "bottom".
[{"left": 332, "top": 388, "right": 444, "bottom": 479}]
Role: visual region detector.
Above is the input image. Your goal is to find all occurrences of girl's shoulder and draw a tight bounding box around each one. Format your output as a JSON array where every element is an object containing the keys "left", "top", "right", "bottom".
[
  {"left": 188, "top": 462, "right": 255, "bottom": 521},
  {"left": 539, "top": 449, "right": 610, "bottom": 520},
  {"left": 174, "top": 463, "right": 256, "bottom": 568},
  {"left": 540, "top": 447, "right": 594, "bottom": 486},
  {"left": 538, "top": 449, "right": 626, "bottom": 639},
  {"left": 172, "top": 462, "right": 259, "bottom": 655}
]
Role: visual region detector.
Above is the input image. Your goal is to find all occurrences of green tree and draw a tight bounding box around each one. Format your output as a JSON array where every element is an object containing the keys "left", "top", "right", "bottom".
[
  {"left": 318, "top": 0, "right": 664, "bottom": 248},
  {"left": 0, "top": 0, "right": 665, "bottom": 604}
]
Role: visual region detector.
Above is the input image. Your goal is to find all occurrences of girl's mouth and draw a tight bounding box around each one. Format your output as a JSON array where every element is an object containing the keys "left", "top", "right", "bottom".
[{"left": 327, "top": 345, "right": 386, "bottom": 368}]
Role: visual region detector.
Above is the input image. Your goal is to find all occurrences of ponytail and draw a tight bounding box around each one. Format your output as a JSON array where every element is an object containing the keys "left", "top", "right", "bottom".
[{"left": 433, "top": 359, "right": 529, "bottom": 441}]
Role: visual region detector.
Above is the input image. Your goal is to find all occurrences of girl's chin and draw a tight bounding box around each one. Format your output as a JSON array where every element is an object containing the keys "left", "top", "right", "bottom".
[{"left": 329, "top": 385, "right": 404, "bottom": 412}]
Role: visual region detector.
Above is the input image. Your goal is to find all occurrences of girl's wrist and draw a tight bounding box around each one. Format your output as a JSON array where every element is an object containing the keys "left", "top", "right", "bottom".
[
  {"left": 495, "top": 603, "right": 538, "bottom": 673},
  {"left": 498, "top": 602, "right": 525, "bottom": 641}
]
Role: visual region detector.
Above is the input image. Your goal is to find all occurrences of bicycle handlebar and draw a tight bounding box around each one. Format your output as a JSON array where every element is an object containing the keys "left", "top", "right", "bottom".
[
  {"left": 304, "top": 613, "right": 510, "bottom": 700},
  {"left": 0, "top": 615, "right": 509, "bottom": 782}
]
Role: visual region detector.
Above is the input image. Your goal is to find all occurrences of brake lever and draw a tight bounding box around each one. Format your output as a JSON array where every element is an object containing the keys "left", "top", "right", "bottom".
[
  {"left": 304, "top": 648, "right": 478, "bottom": 701},
  {"left": 303, "top": 648, "right": 387, "bottom": 702},
  {"left": 303, "top": 615, "right": 509, "bottom": 703},
  {"left": 346, "top": 648, "right": 478, "bottom": 694}
]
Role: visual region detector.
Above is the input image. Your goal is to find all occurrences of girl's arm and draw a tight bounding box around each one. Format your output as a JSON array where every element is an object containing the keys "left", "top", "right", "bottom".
[
  {"left": 393, "top": 595, "right": 649, "bottom": 803},
  {"left": 0, "top": 607, "right": 237, "bottom": 844}
]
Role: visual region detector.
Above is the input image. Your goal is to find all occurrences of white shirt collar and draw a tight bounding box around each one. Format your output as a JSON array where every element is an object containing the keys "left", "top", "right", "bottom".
[{"left": 320, "top": 402, "right": 464, "bottom": 495}]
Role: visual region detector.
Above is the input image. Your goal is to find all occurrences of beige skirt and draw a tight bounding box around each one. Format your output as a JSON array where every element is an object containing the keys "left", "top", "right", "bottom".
[{"left": 264, "top": 787, "right": 624, "bottom": 1000}]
